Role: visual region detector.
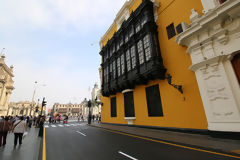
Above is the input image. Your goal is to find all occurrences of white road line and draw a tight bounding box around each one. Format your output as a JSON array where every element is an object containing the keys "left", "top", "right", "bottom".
[
  {"left": 51, "top": 125, "right": 57, "bottom": 128},
  {"left": 76, "top": 131, "right": 86, "bottom": 136},
  {"left": 58, "top": 124, "right": 63, "bottom": 127},
  {"left": 44, "top": 125, "right": 49, "bottom": 128},
  {"left": 118, "top": 151, "right": 138, "bottom": 160},
  {"left": 65, "top": 124, "right": 70, "bottom": 126}
]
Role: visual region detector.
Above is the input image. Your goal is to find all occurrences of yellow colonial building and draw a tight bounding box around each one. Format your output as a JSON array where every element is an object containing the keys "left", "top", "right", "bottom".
[{"left": 99, "top": 0, "right": 240, "bottom": 134}]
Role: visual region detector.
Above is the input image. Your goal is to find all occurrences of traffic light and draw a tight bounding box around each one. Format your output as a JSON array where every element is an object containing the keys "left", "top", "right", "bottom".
[{"left": 42, "top": 100, "right": 47, "bottom": 107}]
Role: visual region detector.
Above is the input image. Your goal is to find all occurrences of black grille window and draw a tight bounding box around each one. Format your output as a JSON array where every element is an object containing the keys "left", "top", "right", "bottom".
[
  {"left": 124, "top": 91, "right": 135, "bottom": 117},
  {"left": 117, "top": 57, "right": 121, "bottom": 77},
  {"left": 112, "top": 44, "right": 115, "bottom": 53},
  {"left": 109, "top": 62, "right": 113, "bottom": 79},
  {"left": 136, "top": 23, "right": 141, "bottom": 33},
  {"left": 137, "top": 40, "right": 144, "bottom": 64},
  {"left": 121, "top": 54, "right": 125, "bottom": 74},
  {"left": 129, "top": 26, "right": 134, "bottom": 37},
  {"left": 166, "top": 23, "right": 176, "bottom": 39},
  {"left": 145, "top": 84, "right": 163, "bottom": 117},
  {"left": 113, "top": 60, "right": 116, "bottom": 79},
  {"left": 143, "top": 34, "right": 151, "bottom": 61},
  {"left": 125, "top": 33, "right": 129, "bottom": 42},
  {"left": 131, "top": 46, "right": 136, "bottom": 68},
  {"left": 126, "top": 50, "right": 131, "bottom": 71},
  {"left": 116, "top": 41, "right": 120, "bottom": 51},
  {"left": 120, "top": 36, "right": 123, "bottom": 46},
  {"left": 111, "top": 97, "right": 117, "bottom": 117}
]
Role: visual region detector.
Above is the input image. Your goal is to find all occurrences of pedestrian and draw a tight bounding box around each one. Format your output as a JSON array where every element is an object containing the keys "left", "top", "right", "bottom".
[
  {"left": 92, "top": 115, "right": 95, "bottom": 122},
  {"left": 38, "top": 116, "right": 44, "bottom": 137},
  {"left": 78, "top": 115, "right": 80, "bottom": 122},
  {"left": 28, "top": 116, "right": 33, "bottom": 128},
  {"left": 12, "top": 116, "right": 27, "bottom": 146},
  {"left": 0, "top": 117, "right": 12, "bottom": 147},
  {"left": 98, "top": 113, "right": 101, "bottom": 123},
  {"left": 33, "top": 116, "right": 36, "bottom": 126}
]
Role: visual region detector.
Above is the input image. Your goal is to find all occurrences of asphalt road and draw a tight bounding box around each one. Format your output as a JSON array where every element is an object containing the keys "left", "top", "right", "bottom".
[{"left": 45, "top": 122, "right": 239, "bottom": 160}]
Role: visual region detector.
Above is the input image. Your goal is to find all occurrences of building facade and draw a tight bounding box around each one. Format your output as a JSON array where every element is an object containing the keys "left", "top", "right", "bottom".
[
  {"left": 176, "top": 0, "right": 240, "bottom": 132},
  {"left": 8, "top": 101, "right": 45, "bottom": 116},
  {"left": 0, "top": 54, "right": 14, "bottom": 116},
  {"left": 52, "top": 103, "right": 83, "bottom": 117},
  {"left": 99, "top": 0, "right": 240, "bottom": 134}
]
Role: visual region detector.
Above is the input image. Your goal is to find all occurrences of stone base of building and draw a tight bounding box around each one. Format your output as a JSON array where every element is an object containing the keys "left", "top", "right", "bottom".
[{"left": 101, "top": 122, "right": 240, "bottom": 140}]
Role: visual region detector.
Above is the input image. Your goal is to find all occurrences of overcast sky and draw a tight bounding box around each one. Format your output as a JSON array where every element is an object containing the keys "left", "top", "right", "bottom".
[{"left": 0, "top": 0, "right": 125, "bottom": 110}]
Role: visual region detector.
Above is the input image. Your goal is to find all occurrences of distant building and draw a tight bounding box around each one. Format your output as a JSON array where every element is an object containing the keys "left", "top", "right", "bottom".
[
  {"left": 8, "top": 101, "right": 45, "bottom": 116},
  {"left": 91, "top": 83, "right": 102, "bottom": 115},
  {"left": 52, "top": 103, "right": 83, "bottom": 117},
  {"left": 0, "top": 54, "right": 14, "bottom": 116}
]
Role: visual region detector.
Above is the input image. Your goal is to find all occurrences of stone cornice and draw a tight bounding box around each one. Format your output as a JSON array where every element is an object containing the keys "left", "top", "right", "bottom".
[
  {"left": 176, "top": 0, "right": 240, "bottom": 46},
  {"left": 0, "top": 63, "right": 14, "bottom": 77}
]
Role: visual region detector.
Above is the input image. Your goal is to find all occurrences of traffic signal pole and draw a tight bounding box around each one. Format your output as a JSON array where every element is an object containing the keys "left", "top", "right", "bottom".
[{"left": 41, "top": 97, "right": 47, "bottom": 116}]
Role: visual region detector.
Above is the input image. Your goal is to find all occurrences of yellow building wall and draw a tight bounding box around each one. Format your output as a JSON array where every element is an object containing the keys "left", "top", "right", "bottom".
[{"left": 101, "top": 0, "right": 208, "bottom": 129}]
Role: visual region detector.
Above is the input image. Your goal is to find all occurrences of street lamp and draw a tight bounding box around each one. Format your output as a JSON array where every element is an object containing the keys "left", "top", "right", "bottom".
[{"left": 30, "top": 81, "right": 37, "bottom": 116}]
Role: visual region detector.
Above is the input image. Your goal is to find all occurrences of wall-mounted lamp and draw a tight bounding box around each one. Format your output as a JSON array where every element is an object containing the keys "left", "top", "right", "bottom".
[{"left": 166, "top": 74, "right": 183, "bottom": 94}]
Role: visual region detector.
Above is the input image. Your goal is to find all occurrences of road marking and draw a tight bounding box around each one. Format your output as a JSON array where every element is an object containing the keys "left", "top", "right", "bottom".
[
  {"left": 65, "top": 124, "right": 70, "bottom": 126},
  {"left": 76, "top": 131, "right": 86, "bottom": 136},
  {"left": 58, "top": 124, "right": 63, "bottom": 127},
  {"left": 51, "top": 125, "right": 56, "bottom": 127},
  {"left": 42, "top": 128, "right": 46, "bottom": 160},
  {"left": 118, "top": 151, "right": 138, "bottom": 160},
  {"left": 98, "top": 127, "right": 240, "bottom": 159},
  {"left": 44, "top": 125, "right": 49, "bottom": 128}
]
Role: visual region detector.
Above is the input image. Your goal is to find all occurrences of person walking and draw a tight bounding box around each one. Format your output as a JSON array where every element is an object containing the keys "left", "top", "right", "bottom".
[
  {"left": 12, "top": 116, "right": 27, "bottom": 146},
  {"left": 0, "top": 117, "right": 12, "bottom": 147},
  {"left": 38, "top": 116, "right": 45, "bottom": 137}
]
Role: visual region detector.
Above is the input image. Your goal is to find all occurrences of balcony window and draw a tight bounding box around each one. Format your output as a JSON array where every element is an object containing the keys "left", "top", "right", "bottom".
[
  {"left": 120, "top": 36, "right": 123, "bottom": 46},
  {"left": 109, "top": 62, "right": 113, "bottom": 80},
  {"left": 143, "top": 34, "right": 151, "bottom": 61},
  {"left": 125, "top": 33, "right": 129, "bottom": 43},
  {"left": 121, "top": 54, "right": 125, "bottom": 74},
  {"left": 137, "top": 40, "right": 144, "bottom": 64},
  {"left": 113, "top": 60, "right": 116, "bottom": 79},
  {"left": 112, "top": 44, "right": 115, "bottom": 53},
  {"left": 109, "top": 48, "right": 113, "bottom": 57},
  {"left": 135, "top": 23, "right": 141, "bottom": 33},
  {"left": 129, "top": 26, "right": 134, "bottom": 37},
  {"left": 126, "top": 50, "right": 131, "bottom": 71},
  {"left": 130, "top": 46, "right": 136, "bottom": 69},
  {"left": 117, "top": 57, "right": 121, "bottom": 77},
  {"left": 141, "top": 15, "right": 148, "bottom": 26},
  {"left": 116, "top": 41, "right": 120, "bottom": 51}
]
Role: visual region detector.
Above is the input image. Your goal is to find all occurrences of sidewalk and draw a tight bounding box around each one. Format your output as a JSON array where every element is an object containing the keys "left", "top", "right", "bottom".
[
  {"left": 90, "top": 122, "right": 240, "bottom": 155},
  {"left": 0, "top": 127, "right": 41, "bottom": 160}
]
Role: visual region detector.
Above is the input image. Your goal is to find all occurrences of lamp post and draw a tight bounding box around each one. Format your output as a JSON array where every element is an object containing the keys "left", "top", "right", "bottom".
[
  {"left": 87, "top": 99, "right": 92, "bottom": 124},
  {"left": 30, "top": 81, "right": 37, "bottom": 116}
]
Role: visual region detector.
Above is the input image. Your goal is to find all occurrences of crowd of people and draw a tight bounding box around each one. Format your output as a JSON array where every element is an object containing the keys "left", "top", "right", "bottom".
[{"left": 0, "top": 115, "right": 45, "bottom": 147}]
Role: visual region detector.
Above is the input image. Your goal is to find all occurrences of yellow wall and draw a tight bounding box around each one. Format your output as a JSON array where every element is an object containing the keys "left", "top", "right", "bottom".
[{"left": 101, "top": 0, "right": 208, "bottom": 130}]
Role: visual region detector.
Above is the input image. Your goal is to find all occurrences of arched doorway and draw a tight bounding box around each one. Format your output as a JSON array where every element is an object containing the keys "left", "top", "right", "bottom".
[{"left": 231, "top": 53, "right": 240, "bottom": 85}]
